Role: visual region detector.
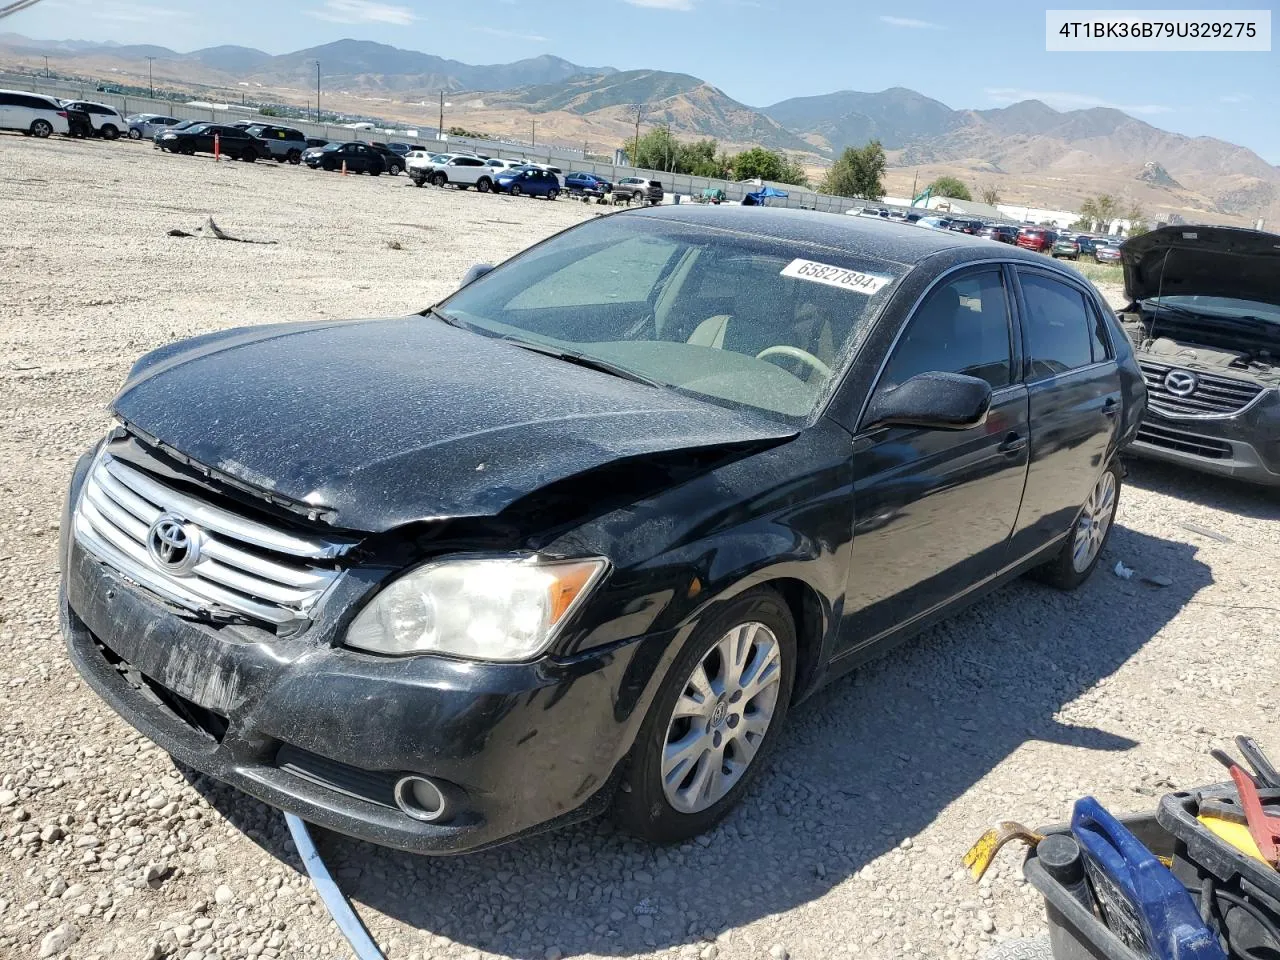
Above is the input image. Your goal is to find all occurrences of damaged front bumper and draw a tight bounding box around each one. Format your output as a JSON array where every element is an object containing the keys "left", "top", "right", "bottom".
[{"left": 59, "top": 453, "right": 671, "bottom": 855}]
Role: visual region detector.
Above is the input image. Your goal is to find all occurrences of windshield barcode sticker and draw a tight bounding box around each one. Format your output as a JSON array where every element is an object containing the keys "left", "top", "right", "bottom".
[{"left": 780, "top": 259, "right": 893, "bottom": 294}]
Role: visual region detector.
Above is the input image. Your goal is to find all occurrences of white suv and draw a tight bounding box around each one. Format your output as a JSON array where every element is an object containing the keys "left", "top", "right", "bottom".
[
  {"left": 60, "top": 100, "right": 124, "bottom": 139},
  {"left": 409, "top": 153, "right": 499, "bottom": 192},
  {"left": 0, "top": 89, "right": 69, "bottom": 138}
]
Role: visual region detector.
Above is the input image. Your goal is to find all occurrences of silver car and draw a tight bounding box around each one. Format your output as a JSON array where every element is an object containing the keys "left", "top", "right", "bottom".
[{"left": 127, "top": 114, "right": 181, "bottom": 140}]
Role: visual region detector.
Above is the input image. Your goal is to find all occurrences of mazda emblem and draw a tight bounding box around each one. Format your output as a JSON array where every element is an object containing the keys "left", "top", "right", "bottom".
[
  {"left": 1163, "top": 369, "right": 1198, "bottom": 398},
  {"left": 146, "top": 513, "right": 202, "bottom": 576}
]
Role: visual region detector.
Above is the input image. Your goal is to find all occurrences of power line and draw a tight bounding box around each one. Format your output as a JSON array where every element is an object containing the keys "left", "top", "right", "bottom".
[{"left": 0, "top": 0, "right": 46, "bottom": 18}]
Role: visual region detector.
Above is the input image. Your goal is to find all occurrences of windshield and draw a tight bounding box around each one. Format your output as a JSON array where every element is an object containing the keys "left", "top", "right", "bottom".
[
  {"left": 1144, "top": 296, "right": 1280, "bottom": 325},
  {"left": 438, "top": 216, "right": 905, "bottom": 420}
]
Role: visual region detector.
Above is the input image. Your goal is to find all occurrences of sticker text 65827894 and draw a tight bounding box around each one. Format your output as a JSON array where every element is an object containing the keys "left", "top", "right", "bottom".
[{"left": 780, "top": 259, "right": 894, "bottom": 295}]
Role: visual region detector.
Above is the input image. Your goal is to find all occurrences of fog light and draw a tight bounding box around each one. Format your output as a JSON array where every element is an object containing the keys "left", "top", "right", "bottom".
[{"left": 394, "top": 775, "right": 449, "bottom": 823}]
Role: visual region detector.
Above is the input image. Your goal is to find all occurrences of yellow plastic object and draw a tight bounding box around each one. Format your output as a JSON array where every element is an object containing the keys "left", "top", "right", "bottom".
[
  {"left": 963, "top": 822, "right": 1045, "bottom": 881},
  {"left": 1199, "top": 814, "right": 1269, "bottom": 864}
]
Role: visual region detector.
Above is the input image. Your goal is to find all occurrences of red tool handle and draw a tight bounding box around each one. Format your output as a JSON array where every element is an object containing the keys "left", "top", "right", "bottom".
[{"left": 1229, "top": 764, "right": 1280, "bottom": 865}]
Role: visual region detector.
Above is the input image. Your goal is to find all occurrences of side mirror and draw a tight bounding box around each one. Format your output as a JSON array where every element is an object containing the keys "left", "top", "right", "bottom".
[
  {"left": 864, "top": 372, "right": 992, "bottom": 431},
  {"left": 461, "top": 263, "right": 494, "bottom": 287}
]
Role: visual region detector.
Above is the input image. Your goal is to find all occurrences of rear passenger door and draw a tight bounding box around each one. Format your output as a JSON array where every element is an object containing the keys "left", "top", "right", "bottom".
[
  {"left": 1007, "top": 268, "right": 1122, "bottom": 560},
  {"left": 840, "top": 266, "right": 1031, "bottom": 656}
]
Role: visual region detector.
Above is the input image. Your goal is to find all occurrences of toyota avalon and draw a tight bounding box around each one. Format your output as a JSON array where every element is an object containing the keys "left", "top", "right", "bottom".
[{"left": 60, "top": 207, "right": 1144, "bottom": 854}]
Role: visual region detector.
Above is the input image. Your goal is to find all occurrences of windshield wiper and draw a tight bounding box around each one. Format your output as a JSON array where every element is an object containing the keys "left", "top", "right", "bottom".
[{"left": 501, "top": 337, "right": 662, "bottom": 387}]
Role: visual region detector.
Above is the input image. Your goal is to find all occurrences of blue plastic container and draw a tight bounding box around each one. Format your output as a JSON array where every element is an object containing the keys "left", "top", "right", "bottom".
[{"left": 1071, "top": 797, "right": 1226, "bottom": 960}]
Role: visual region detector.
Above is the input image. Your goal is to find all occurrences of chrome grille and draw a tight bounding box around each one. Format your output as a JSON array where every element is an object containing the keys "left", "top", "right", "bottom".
[
  {"left": 1138, "top": 359, "right": 1265, "bottom": 417},
  {"left": 73, "top": 453, "right": 348, "bottom": 627}
]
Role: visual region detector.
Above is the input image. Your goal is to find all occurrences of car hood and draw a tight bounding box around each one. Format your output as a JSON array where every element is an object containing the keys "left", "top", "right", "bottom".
[
  {"left": 111, "top": 316, "right": 796, "bottom": 533},
  {"left": 1122, "top": 225, "right": 1280, "bottom": 306}
]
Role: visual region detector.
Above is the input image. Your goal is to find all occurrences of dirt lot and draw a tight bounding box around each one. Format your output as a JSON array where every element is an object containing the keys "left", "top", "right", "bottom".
[{"left": 1, "top": 135, "right": 1278, "bottom": 960}]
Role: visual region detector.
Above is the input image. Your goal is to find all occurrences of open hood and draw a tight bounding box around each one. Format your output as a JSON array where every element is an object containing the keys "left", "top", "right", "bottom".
[
  {"left": 111, "top": 316, "right": 796, "bottom": 532},
  {"left": 1122, "top": 225, "right": 1280, "bottom": 307}
]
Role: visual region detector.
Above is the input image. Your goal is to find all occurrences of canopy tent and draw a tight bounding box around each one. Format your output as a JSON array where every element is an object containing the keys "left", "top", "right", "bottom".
[{"left": 742, "top": 186, "right": 789, "bottom": 206}]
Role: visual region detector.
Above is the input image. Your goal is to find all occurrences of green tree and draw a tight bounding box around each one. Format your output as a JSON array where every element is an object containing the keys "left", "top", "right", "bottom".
[
  {"left": 777, "top": 155, "right": 810, "bottom": 187},
  {"left": 259, "top": 105, "right": 280, "bottom": 117},
  {"left": 1124, "top": 203, "right": 1148, "bottom": 237},
  {"left": 819, "top": 141, "right": 886, "bottom": 199},
  {"left": 980, "top": 184, "right": 1001, "bottom": 205},
  {"left": 731, "top": 146, "right": 786, "bottom": 182},
  {"left": 928, "top": 175, "right": 972, "bottom": 201}
]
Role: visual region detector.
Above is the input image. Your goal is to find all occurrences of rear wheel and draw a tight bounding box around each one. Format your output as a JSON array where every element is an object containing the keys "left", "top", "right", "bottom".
[
  {"left": 30, "top": 119, "right": 52, "bottom": 138},
  {"left": 1031, "top": 461, "right": 1121, "bottom": 590},
  {"left": 476, "top": 177, "right": 492, "bottom": 193},
  {"left": 387, "top": 161, "right": 402, "bottom": 176},
  {"left": 127, "top": 128, "right": 142, "bottom": 140},
  {"left": 510, "top": 184, "right": 522, "bottom": 197},
  {"left": 547, "top": 188, "right": 559, "bottom": 201},
  {"left": 287, "top": 149, "right": 302, "bottom": 165},
  {"left": 240, "top": 147, "right": 257, "bottom": 162},
  {"left": 614, "top": 587, "right": 795, "bottom": 843},
  {"left": 100, "top": 124, "right": 119, "bottom": 140},
  {"left": 430, "top": 171, "right": 446, "bottom": 187}
]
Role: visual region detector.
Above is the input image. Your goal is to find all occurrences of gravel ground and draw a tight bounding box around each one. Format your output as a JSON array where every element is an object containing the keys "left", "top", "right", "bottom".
[{"left": 1, "top": 134, "right": 1277, "bottom": 960}]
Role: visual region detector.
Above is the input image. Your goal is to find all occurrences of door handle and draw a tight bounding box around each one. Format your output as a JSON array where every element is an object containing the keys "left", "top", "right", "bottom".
[
  {"left": 998, "top": 433, "right": 1027, "bottom": 455},
  {"left": 1102, "top": 397, "right": 1118, "bottom": 418}
]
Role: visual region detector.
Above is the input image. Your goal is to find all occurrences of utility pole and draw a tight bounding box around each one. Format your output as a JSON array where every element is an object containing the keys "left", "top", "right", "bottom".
[
  {"left": 146, "top": 56, "right": 154, "bottom": 98},
  {"left": 910, "top": 168, "right": 918, "bottom": 202},
  {"left": 531, "top": 119, "right": 536, "bottom": 147},
  {"left": 314, "top": 59, "right": 321, "bottom": 123},
  {"left": 630, "top": 103, "right": 646, "bottom": 165},
  {"left": 438, "top": 90, "right": 444, "bottom": 136},
  {"left": 43, "top": 55, "right": 49, "bottom": 79}
]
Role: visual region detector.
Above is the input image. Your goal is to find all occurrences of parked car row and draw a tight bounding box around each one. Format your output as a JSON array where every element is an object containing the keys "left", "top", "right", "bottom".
[{"left": 0, "top": 88, "right": 128, "bottom": 139}]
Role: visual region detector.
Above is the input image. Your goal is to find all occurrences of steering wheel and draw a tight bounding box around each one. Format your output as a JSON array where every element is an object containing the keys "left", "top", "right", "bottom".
[{"left": 755, "top": 345, "right": 832, "bottom": 379}]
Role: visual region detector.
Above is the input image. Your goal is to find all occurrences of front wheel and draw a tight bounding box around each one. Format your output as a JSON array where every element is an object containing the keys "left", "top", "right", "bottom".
[
  {"left": 287, "top": 150, "right": 302, "bottom": 165},
  {"left": 101, "top": 124, "right": 119, "bottom": 140},
  {"left": 388, "top": 161, "right": 402, "bottom": 176},
  {"left": 30, "top": 119, "right": 53, "bottom": 138},
  {"left": 128, "top": 128, "right": 142, "bottom": 140},
  {"left": 1031, "top": 461, "right": 1121, "bottom": 590},
  {"left": 476, "top": 177, "right": 492, "bottom": 193},
  {"left": 430, "top": 172, "right": 446, "bottom": 187},
  {"left": 614, "top": 587, "right": 795, "bottom": 843},
  {"left": 240, "top": 148, "right": 257, "bottom": 162},
  {"left": 510, "top": 184, "right": 522, "bottom": 196}
]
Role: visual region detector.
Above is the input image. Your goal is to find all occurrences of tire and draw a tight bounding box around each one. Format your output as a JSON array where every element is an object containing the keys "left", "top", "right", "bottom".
[
  {"left": 30, "top": 119, "right": 53, "bottom": 138},
  {"left": 128, "top": 128, "right": 142, "bottom": 140},
  {"left": 430, "top": 171, "right": 446, "bottom": 187},
  {"left": 510, "top": 184, "right": 522, "bottom": 197},
  {"left": 1031, "top": 460, "right": 1121, "bottom": 590},
  {"left": 476, "top": 177, "right": 492, "bottom": 193},
  {"left": 613, "top": 587, "right": 796, "bottom": 843},
  {"left": 371, "top": 168, "right": 382, "bottom": 176},
  {"left": 287, "top": 150, "right": 302, "bottom": 165},
  {"left": 388, "top": 162, "right": 402, "bottom": 176},
  {"left": 100, "top": 124, "right": 119, "bottom": 140},
  {"left": 240, "top": 148, "right": 256, "bottom": 163},
  {"left": 547, "top": 188, "right": 559, "bottom": 201}
]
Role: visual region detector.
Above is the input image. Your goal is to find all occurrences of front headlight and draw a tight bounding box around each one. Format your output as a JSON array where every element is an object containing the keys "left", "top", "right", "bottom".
[{"left": 344, "top": 556, "right": 607, "bottom": 661}]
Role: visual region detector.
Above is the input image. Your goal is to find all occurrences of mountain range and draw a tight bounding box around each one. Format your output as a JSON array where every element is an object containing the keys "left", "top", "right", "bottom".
[{"left": 1, "top": 33, "right": 1276, "bottom": 223}]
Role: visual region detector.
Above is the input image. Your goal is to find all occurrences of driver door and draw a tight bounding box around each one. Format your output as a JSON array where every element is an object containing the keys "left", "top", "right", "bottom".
[{"left": 837, "top": 266, "right": 1031, "bottom": 659}]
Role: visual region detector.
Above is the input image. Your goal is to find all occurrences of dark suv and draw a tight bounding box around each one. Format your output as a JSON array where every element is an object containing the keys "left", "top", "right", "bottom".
[
  {"left": 155, "top": 123, "right": 260, "bottom": 162},
  {"left": 61, "top": 207, "right": 1143, "bottom": 855},
  {"left": 979, "top": 225, "right": 1018, "bottom": 244},
  {"left": 1119, "top": 225, "right": 1280, "bottom": 485},
  {"left": 245, "top": 124, "right": 308, "bottom": 164}
]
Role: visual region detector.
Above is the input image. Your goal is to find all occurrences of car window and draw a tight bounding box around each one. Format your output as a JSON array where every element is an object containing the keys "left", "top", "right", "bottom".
[
  {"left": 1018, "top": 272, "right": 1097, "bottom": 378},
  {"left": 880, "top": 269, "right": 1013, "bottom": 391},
  {"left": 443, "top": 217, "right": 907, "bottom": 420}
]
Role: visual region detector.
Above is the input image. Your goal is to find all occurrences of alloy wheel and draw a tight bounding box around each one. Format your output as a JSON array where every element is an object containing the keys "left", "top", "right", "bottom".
[
  {"left": 1072, "top": 470, "right": 1117, "bottom": 573},
  {"left": 660, "top": 622, "right": 783, "bottom": 814}
]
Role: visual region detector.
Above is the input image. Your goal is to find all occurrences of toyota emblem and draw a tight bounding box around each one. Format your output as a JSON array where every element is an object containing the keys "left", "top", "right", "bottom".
[
  {"left": 1163, "top": 369, "right": 1199, "bottom": 397},
  {"left": 146, "top": 513, "right": 202, "bottom": 576}
]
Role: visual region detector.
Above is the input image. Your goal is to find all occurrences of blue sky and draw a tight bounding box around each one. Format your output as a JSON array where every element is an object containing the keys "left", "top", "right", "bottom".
[{"left": 11, "top": 0, "right": 1279, "bottom": 161}]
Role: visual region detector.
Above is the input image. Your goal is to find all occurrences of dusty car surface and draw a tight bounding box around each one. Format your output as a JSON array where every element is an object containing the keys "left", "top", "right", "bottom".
[
  {"left": 1118, "top": 225, "right": 1280, "bottom": 485},
  {"left": 60, "top": 207, "right": 1144, "bottom": 855}
]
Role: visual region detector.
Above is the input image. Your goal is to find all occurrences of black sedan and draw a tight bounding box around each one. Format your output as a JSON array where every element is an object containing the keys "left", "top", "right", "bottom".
[
  {"left": 301, "top": 141, "right": 387, "bottom": 175},
  {"left": 60, "top": 208, "right": 1145, "bottom": 855},
  {"left": 155, "top": 123, "right": 261, "bottom": 161}
]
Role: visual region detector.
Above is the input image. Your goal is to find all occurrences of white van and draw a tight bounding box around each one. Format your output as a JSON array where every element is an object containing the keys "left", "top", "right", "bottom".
[{"left": 0, "top": 89, "right": 70, "bottom": 138}]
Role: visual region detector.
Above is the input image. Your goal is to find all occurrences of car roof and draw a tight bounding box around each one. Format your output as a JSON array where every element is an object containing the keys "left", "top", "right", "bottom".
[{"left": 631, "top": 205, "right": 1058, "bottom": 268}]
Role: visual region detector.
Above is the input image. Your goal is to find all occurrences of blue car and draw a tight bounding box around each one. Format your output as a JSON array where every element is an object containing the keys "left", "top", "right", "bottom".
[
  {"left": 564, "top": 171, "right": 612, "bottom": 197},
  {"left": 495, "top": 166, "right": 561, "bottom": 199}
]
